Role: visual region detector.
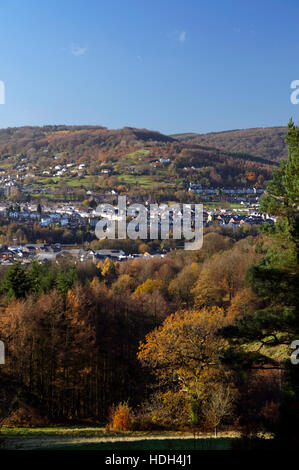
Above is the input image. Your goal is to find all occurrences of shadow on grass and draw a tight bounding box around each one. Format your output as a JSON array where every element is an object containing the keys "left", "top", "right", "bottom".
[{"left": 38, "top": 438, "right": 233, "bottom": 451}]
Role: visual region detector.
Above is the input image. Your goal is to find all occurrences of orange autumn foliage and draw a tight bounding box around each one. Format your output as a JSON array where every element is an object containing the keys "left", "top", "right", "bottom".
[
  {"left": 109, "top": 402, "right": 134, "bottom": 431},
  {"left": 138, "top": 307, "right": 229, "bottom": 394}
]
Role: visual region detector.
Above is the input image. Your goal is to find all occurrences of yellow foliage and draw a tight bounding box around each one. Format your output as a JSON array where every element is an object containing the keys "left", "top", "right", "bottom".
[
  {"left": 134, "top": 279, "right": 164, "bottom": 296},
  {"left": 109, "top": 402, "right": 134, "bottom": 431},
  {"left": 138, "top": 307, "right": 229, "bottom": 396}
]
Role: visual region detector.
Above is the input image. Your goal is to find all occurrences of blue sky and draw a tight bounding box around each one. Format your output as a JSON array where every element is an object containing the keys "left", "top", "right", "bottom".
[{"left": 0, "top": 0, "right": 298, "bottom": 134}]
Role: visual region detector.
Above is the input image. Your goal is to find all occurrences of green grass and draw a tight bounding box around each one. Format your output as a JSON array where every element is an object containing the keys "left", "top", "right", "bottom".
[
  {"left": 0, "top": 426, "right": 107, "bottom": 438},
  {"left": 39, "top": 438, "right": 233, "bottom": 451},
  {"left": 64, "top": 177, "right": 92, "bottom": 187},
  {"left": 117, "top": 174, "right": 155, "bottom": 187},
  {"left": 117, "top": 174, "right": 174, "bottom": 189},
  {"left": 0, "top": 427, "right": 234, "bottom": 451},
  {"left": 203, "top": 202, "right": 246, "bottom": 210},
  {"left": 244, "top": 338, "right": 289, "bottom": 362},
  {"left": 35, "top": 176, "right": 93, "bottom": 188},
  {"left": 125, "top": 149, "right": 150, "bottom": 160},
  {"left": 35, "top": 177, "right": 59, "bottom": 185},
  {"left": 0, "top": 160, "right": 14, "bottom": 169}
]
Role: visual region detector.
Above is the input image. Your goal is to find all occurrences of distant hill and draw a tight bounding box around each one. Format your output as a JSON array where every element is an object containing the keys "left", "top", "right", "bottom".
[
  {"left": 172, "top": 127, "right": 288, "bottom": 162},
  {"left": 0, "top": 125, "right": 174, "bottom": 159},
  {"left": 0, "top": 125, "right": 282, "bottom": 191}
]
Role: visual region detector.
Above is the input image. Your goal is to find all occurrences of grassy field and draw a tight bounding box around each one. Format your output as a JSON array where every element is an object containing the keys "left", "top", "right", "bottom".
[
  {"left": 117, "top": 174, "right": 174, "bottom": 189},
  {"left": 0, "top": 427, "right": 235, "bottom": 451},
  {"left": 40, "top": 438, "right": 232, "bottom": 451},
  {"left": 203, "top": 202, "right": 247, "bottom": 210},
  {"left": 35, "top": 175, "right": 94, "bottom": 188}
]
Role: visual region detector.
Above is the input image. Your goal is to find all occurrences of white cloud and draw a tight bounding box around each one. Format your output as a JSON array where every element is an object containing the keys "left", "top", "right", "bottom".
[
  {"left": 71, "top": 45, "right": 87, "bottom": 56},
  {"left": 179, "top": 31, "right": 186, "bottom": 43}
]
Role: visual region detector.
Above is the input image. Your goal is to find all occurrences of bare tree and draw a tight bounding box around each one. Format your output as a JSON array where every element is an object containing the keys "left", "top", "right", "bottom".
[{"left": 203, "top": 385, "right": 235, "bottom": 437}]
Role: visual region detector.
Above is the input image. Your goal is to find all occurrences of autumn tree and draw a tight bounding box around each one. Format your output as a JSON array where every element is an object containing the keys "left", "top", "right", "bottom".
[
  {"left": 134, "top": 279, "right": 164, "bottom": 296},
  {"left": 138, "top": 307, "right": 229, "bottom": 425},
  {"left": 168, "top": 262, "right": 200, "bottom": 307},
  {"left": 192, "top": 239, "right": 259, "bottom": 308}
]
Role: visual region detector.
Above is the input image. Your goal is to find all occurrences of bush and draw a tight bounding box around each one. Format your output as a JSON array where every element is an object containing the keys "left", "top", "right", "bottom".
[
  {"left": 132, "top": 392, "right": 191, "bottom": 431},
  {"left": 107, "top": 402, "right": 134, "bottom": 431}
]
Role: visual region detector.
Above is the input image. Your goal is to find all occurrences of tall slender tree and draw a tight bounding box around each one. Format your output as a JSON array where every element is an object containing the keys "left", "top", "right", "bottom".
[{"left": 220, "top": 120, "right": 299, "bottom": 446}]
